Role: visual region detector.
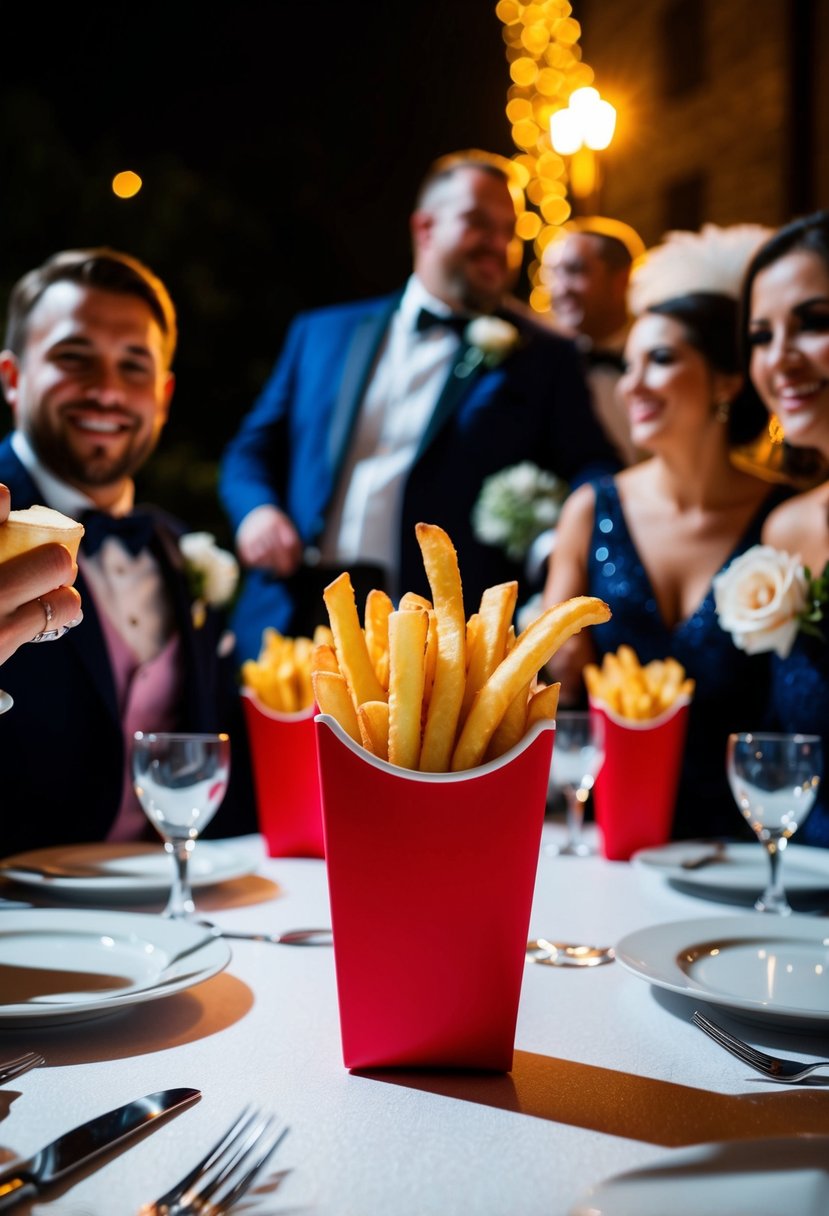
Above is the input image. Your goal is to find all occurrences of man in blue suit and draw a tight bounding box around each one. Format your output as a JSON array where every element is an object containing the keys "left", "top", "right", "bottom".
[
  {"left": 220, "top": 150, "right": 619, "bottom": 660},
  {"left": 0, "top": 248, "right": 255, "bottom": 855}
]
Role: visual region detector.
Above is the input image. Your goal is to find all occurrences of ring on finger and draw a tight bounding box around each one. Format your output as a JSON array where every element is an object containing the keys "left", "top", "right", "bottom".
[{"left": 30, "top": 597, "right": 67, "bottom": 644}]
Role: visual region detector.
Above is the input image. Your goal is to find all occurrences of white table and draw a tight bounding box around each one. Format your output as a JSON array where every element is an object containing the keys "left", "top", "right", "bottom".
[{"left": 2, "top": 822, "right": 828, "bottom": 1216}]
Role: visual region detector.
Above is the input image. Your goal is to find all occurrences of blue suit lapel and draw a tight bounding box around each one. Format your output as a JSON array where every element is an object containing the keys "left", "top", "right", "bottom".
[{"left": 327, "top": 296, "right": 400, "bottom": 482}]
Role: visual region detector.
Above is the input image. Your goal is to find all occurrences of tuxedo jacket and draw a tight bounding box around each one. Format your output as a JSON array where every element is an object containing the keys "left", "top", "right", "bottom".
[
  {"left": 219, "top": 292, "right": 620, "bottom": 660},
  {"left": 0, "top": 439, "right": 256, "bottom": 857}
]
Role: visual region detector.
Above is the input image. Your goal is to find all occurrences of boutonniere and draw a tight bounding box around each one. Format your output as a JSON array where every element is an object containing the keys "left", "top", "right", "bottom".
[
  {"left": 179, "top": 532, "right": 239, "bottom": 628},
  {"left": 713, "top": 543, "right": 829, "bottom": 658},
  {"left": 455, "top": 316, "right": 521, "bottom": 378},
  {"left": 471, "top": 461, "right": 569, "bottom": 562}
]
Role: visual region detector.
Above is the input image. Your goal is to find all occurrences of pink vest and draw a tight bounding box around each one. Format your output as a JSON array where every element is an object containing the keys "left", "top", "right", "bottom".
[{"left": 97, "top": 606, "right": 184, "bottom": 842}]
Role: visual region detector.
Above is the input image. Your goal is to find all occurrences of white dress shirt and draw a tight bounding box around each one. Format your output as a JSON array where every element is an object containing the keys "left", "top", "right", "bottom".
[
  {"left": 320, "top": 275, "right": 469, "bottom": 592},
  {"left": 11, "top": 431, "right": 173, "bottom": 661}
]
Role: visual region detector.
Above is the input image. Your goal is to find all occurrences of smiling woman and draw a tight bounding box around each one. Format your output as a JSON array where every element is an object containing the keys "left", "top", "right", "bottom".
[
  {"left": 542, "top": 223, "right": 790, "bottom": 843},
  {"left": 738, "top": 210, "right": 829, "bottom": 848}
]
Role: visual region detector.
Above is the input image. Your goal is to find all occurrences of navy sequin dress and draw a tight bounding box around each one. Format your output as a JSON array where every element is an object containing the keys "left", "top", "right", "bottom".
[
  {"left": 769, "top": 639, "right": 829, "bottom": 847},
  {"left": 586, "top": 477, "right": 785, "bottom": 841}
]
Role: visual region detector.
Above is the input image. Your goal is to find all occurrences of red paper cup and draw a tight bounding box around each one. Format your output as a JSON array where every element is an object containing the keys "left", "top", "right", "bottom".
[
  {"left": 589, "top": 696, "right": 690, "bottom": 861},
  {"left": 241, "top": 690, "right": 325, "bottom": 858},
  {"left": 315, "top": 714, "right": 554, "bottom": 1072}
]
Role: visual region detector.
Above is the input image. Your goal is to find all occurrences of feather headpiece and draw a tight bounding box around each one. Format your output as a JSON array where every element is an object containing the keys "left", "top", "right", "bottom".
[{"left": 628, "top": 222, "right": 773, "bottom": 316}]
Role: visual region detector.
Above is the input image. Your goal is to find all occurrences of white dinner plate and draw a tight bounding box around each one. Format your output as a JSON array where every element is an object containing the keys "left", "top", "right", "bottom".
[
  {"left": 569, "top": 1136, "right": 829, "bottom": 1216},
  {"left": 0, "top": 840, "right": 258, "bottom": 904},
  {"left": 615, "top": 914, "right": 829, "bottom": 1031},
  {"left": 632, "top": 841, "right": 829, "bottom": 907},
  {"left": 0, "top": 907, "right": 231, "bottom": 1026}
]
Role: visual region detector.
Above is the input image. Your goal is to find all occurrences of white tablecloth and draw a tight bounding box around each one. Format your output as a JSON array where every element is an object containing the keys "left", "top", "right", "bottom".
[{"left": 2, "top": 822, "right": 828, "bottom": 1215}]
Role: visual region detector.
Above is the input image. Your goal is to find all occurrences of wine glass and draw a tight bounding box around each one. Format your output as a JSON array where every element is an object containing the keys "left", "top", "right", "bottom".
[
  {"left": 132, "top": 731, "right": 231, "bottom": 919},
  {"left": 726, "top": 731, "right": 822, "bottom": 915},
  {"left": 546, "top": 710, "right": 605, "bottom": 857}
]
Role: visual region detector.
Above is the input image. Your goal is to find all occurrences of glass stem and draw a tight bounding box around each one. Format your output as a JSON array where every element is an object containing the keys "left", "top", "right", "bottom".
[
  {"left": 565, "top": 787, "right": 585, "bottom": 847},
  {"left": 164, "top": 839, "right": 196, "bottom": 919},
  {"left": 757, "top": 836, "right": 790, "bottom": 914}
]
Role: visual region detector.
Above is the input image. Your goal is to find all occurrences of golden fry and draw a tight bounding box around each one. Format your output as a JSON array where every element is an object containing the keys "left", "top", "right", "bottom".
[
  {"left": 416, "top": 524, "right": 467, "bottom": 772},
  {"left": 311, "top": 643, "right": 340, "bottom": 676},
  {"left": 486, "top": 677, "right": 531, "bottom": 761},
  {"left": 357, "top": 700, "right": 390, "bottom": 761},
  {"left": 243, "top": 627, "right": 319, "bottom": 712},
  {"left": 387, "top": 606, "right": 428, "bottom": 769},
  {"left": 323, "top": 572, "right": 387, "bottom": 708},
  {"left": 365, "top": 588, "right": 393, "bottom": 691},
  {"left": 526, "top": 681, "right": 560, "bottom": 727},
  {"left": 586, "top": 644, "right": 693, "bottom": 720},
  {"left": 312, "top": 670, "right": 361, "bottom": 743},
  {"left": 399, "top": 591, "right": 432, "bottom": 611},
  {"left": 462, "top": 581, "right": 517, "bottom": 725},
  {"left": 452, "top": 597, "right": 611, "bottom": 771}
]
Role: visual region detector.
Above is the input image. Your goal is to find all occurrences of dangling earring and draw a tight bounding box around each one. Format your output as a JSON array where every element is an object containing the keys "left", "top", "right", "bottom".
[{"left": 715, "top": 397, "right": 731, "bottom": 423}]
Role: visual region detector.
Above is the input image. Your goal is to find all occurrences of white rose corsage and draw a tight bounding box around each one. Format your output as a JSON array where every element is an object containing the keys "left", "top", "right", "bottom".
[
  {"left": 180, "top": 532, "right": 239, "bottom": 628},
  {"left": 713, "top": 543, "right": 829, "bottom": 658},
  {"left": 455, "top": 316, "right": 520, "bottom": 377},
  {"left": 471, "top": 461, "right": 569, "bottom": 562}
]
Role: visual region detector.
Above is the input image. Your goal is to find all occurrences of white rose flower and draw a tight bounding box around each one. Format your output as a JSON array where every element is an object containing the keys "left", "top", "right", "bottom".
[
  {"left": 471, "top": 462, "right": 569, "bottom": 562},
  {"left": 713, "top": 544, "right": 808, "bottom": 658},
  {"left": 464, "top": 316, "right": 520, "bottom": 362},
  {"left": 180, "top": 531, "right": 239, "bottom": 611}
]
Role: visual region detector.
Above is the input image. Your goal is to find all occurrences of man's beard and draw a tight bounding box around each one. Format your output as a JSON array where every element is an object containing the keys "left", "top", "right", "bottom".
[{"left": 27, "top": 416, "right": 158, "bottom": 491}]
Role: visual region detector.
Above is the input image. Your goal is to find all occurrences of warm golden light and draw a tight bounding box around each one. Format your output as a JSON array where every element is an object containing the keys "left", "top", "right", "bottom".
[
  {"left": 112, "top": 170, "right": 142, "bottom": 199},
  {"left": 498, "top": 0, "right": 613, "bottom": 312},
  {"left": 550, "top": 87, "right": 616, "bottom": 155}
]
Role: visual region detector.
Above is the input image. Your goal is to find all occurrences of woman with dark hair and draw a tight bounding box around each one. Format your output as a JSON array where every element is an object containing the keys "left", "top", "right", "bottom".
[
  {"left": 543, "top": 224, "right": 788, "bottom": 840},
  {"left": 742, "top": 209, "right": 829, "bottom": 846}
]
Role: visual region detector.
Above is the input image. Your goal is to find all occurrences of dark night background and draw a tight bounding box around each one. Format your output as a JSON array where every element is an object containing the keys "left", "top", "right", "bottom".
[{"left": 2, "top": 2, "right": 529, "bottom": 540}]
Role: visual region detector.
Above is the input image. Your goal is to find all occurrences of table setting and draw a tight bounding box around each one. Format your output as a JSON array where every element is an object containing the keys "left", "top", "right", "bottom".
[
  {"left": 3, "top": 801, "right": 829, "bottom": 1213},
  {"left": 3, "top": 538, "right": 829, "bottom": 1214}
]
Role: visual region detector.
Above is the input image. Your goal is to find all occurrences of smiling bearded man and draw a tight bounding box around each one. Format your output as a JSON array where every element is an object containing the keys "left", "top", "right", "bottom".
[{"left": 0, "top": 248, "right": 255, "bottom": 853}]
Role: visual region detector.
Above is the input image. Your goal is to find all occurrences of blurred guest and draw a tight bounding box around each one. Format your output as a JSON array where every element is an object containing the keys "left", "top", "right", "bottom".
[
  {"left": 743, "top": 210, "right": 829, "bottom": 846},
  {"left": 219, "top": 149, "right": 619, "bottom": 661},
  {"left": 0, "top": 248, "right": 255, "bottom": 855},
  {"left": 0, "top": 483, "right": 82, "bottom": 666},
  {"left": 543, "top": 216, "right": 646, "bottom": 466},
  {"left": 543, "top": 223, "right": 784, "bottom": 840}
]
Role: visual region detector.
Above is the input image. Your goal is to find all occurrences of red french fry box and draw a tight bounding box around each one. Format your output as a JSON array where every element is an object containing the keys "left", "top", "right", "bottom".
[
  {"left": 241, "top": 690, "right": 325, "bottom": 858},
  {"left": 314, "top": 713, "right": 555, "bottom": 1072},
  {"left": 589, "top": 695, "right": 691, "bottom": 861}
]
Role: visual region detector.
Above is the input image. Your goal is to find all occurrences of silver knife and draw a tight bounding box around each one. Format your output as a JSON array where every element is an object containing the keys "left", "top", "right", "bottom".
[{"left": 0, "top": 1086, "right": 200, "bottom": 1209}]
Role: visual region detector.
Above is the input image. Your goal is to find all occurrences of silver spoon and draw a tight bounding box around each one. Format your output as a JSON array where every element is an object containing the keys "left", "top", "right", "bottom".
[
  {"left": 526, "top": 938, "right": 615, "bottom": 967},
  {"left": 196, "top": 921, "right": 332, "bottom": 946}
]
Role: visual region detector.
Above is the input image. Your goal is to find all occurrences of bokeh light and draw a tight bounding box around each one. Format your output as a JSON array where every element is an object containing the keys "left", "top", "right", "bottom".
[
  {"left": 112, "top": 170, "right": 142, "bottom": 199},
  {"left": 498, "top": 0, "right": 614, "bottom": 311}
]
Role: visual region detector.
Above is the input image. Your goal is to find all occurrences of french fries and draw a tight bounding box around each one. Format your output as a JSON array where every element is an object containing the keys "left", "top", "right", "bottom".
[
  {"left": 242, "top": 625, "right": 334, "bottom": 713},
  {"left": 583, "top": 644, "right": 695, "bottom": 720},
  {"left": 310, "top": 522, "right": 611, "bottom": 772}
]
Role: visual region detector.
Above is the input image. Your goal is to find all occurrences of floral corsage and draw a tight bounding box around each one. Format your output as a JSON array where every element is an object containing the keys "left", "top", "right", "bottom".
[
  {"left": 180, "top": 532, "right": 239, "bottom": 628},
  {"left": 713, "top": 543, "right": 829, "bottom": 658},
  {"left": 455, "top": 316, "right": 520, "bottom": 377},
  {"left": 471, "top": 461, "right": 569, "bottom": 562}
]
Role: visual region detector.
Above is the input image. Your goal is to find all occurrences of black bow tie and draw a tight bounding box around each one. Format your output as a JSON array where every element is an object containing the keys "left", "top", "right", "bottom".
[
  {"left": 80, "top": 509, "right": 156, "bottom": 557},
  {"left": 415, "top": 307, "right": 469, "bottom": 337},
  {"left": 585, "top": 348, "right": 626, "bottom": 374}
]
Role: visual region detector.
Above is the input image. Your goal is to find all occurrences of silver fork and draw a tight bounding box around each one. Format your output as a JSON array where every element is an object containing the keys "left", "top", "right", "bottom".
[
  {"left": 0, "top": 1050, "right": 45, "bottom": 1084},
  {"left": 141, "top": 1105, "right": 289, "bottom": 1215},
  {"left": 692, "top": 1010, "right": 829, "bottom": 1083}
]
